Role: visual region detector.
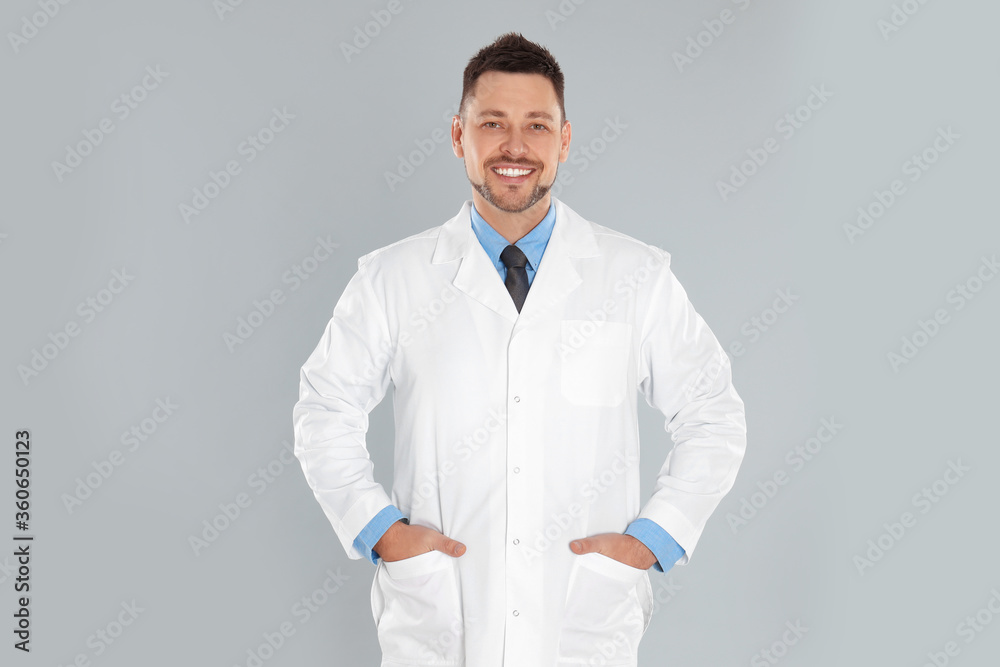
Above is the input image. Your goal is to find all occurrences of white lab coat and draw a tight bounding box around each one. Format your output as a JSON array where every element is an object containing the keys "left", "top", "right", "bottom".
[{"left": 293, "top": 197, "right": 746, "bottom": 667}]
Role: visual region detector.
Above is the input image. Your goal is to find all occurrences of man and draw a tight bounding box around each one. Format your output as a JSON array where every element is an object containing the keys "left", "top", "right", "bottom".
[{"left": 293, "top": 32, "right": 746, "bottom": 667}]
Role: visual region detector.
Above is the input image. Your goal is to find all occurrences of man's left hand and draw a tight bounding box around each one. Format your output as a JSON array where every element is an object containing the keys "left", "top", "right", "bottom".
[{"left": 569, "top": 533, "right": 658, "bottom": 570}]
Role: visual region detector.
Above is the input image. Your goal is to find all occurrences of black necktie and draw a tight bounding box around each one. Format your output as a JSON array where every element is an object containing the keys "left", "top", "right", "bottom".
[{"left": 500, "top": 245, "right": 529, "bottom": 313}]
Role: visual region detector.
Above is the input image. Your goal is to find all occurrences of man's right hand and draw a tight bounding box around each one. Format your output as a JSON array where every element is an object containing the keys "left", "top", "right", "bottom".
[{"left": 373, "top": 520, "right": 466, "bottom": 562}]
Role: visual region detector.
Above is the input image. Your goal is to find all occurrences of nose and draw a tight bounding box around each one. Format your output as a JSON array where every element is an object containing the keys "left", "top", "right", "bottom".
[{"left": 499, "top": 126, "right": 528, "bottom": 158}]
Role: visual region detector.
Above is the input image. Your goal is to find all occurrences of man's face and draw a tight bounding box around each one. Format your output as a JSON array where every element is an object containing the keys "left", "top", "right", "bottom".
[{"left": 452, "top": 71, "right": 571, "bottom": 215}]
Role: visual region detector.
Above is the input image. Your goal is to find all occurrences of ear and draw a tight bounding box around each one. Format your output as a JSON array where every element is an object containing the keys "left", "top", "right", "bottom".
[
  {"left": 558, "top": 120, "right": 572, "bottom": 163},
  {"left": 451, "top": 115, "right": 465, "bottom": 158}
]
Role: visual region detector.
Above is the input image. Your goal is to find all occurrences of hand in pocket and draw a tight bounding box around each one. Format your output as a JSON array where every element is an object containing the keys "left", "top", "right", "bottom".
[
  {"left": 569, "top": 532, "right": 657, "bottom": 570},
  {"left": 375, "top": 520, "right": 466, "bottom": 562}
]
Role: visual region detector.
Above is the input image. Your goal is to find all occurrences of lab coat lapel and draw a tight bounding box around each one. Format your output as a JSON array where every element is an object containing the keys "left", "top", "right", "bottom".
[
  {"left": 513, "top": 197, "right": 600, "bottom": 333},
  {"left": 432, "top": 200, "right": 520, "bottom": 322}
]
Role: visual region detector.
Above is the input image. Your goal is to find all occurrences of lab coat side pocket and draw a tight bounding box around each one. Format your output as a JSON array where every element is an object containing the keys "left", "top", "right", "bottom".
[
  {"left": 373, "top": 550, "right": 464, "bottom": 665},
  {"left": 557, "top": 553, "right": 647, "bottom": 665},
  {"left": 559, "top": 321, "right": 632, "bottom": 408}
]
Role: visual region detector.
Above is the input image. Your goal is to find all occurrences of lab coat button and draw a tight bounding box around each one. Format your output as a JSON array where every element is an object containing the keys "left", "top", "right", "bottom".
[
  {"left": 512, "top": 610, "right": 519, "bottom": 617},
  {"left": 513, "top": 395, "right": 520, "bottom": 403},
  {"left": 513, "top": 467, "right": 520, "bottom": 473},
  {"left": 513, "top": 538, "right": 519, "bottom": 545}
]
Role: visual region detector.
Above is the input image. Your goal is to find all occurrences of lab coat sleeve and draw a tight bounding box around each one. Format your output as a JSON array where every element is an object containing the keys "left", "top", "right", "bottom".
[
  {"left": 635, "top": 251, "right": 747, "bottom": 566},
  {"left": 293, "top": 258, "right": 396, "bottom": 561}
]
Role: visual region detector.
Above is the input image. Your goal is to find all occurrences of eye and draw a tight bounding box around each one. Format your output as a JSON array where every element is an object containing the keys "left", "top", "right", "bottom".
[
  {"left": 531, "top": 124, "right": 548, "bottom": 131},
  {"left": 483, "top": 122, "right": 500, "bottom": 129}
]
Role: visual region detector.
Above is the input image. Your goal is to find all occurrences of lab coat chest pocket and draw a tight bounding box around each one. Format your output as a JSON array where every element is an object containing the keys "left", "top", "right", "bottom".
[
  {"left": 371, "top": 550, "right": 464, "bottom": 665},
  {"left": 557, "top": 553, "right": 651, "bottom": 665},
  {"left": 560, "top": 320, "right": 633, "bottom": 407}
]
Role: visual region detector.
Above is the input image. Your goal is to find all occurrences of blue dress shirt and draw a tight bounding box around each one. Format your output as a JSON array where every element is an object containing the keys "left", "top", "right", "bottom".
[
  {"left": 469, "top": 198, "right": 556, "bottom": 287},
  {"left": 353, "top": 201, "right": 687, "bottom": 574}
]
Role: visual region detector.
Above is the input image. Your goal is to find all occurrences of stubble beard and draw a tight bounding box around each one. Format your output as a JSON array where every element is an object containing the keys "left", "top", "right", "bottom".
[{"left": 468, "top": 160, "right": 556, "bottom": 214}]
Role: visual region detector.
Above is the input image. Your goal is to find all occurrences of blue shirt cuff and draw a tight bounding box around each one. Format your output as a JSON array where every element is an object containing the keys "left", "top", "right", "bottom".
[
  {"left": 353, "top": 505, "right": 407, "bottom": 565},
  {"left": 625, "top": 518, "right": 685, "bottom": 574}
]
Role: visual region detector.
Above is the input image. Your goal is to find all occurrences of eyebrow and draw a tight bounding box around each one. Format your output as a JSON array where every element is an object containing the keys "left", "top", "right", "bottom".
[{"left": 475, "top": 110, "right": 556, "bottom": 122}]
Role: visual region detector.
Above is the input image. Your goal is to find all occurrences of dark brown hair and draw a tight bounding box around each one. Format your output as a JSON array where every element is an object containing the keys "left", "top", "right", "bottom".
[{"left": 459, "top": 32, "right": 566, "bottom": 126}]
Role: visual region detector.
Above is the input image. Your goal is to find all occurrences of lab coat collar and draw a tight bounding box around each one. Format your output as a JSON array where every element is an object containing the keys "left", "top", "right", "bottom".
[{"left": 431, "top": 197, "right": 600, "bottom": 324}]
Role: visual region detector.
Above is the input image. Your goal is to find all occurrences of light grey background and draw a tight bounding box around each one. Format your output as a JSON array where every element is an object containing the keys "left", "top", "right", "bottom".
[{"left": 2, "top": 1, "right": 998, "bottom": 665}]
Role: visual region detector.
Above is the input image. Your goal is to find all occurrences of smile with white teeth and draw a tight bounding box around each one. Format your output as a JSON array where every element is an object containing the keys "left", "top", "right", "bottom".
[{"left": 492, "top": 167, "right": 534, "bottom": 177}]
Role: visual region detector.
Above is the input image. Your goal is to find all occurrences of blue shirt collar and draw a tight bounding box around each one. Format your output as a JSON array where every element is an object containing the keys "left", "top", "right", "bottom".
[{"left": 470, "top": 200, "right": 556, "bottom": 274}]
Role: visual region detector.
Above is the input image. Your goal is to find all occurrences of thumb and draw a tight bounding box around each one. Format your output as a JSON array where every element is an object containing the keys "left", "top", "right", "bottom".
[
  {"left": 569, "top": 538, "right": 593, "bottom": 555},
  {"left": 438, "top": 537, "right": 466, "bottom": 557}
]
